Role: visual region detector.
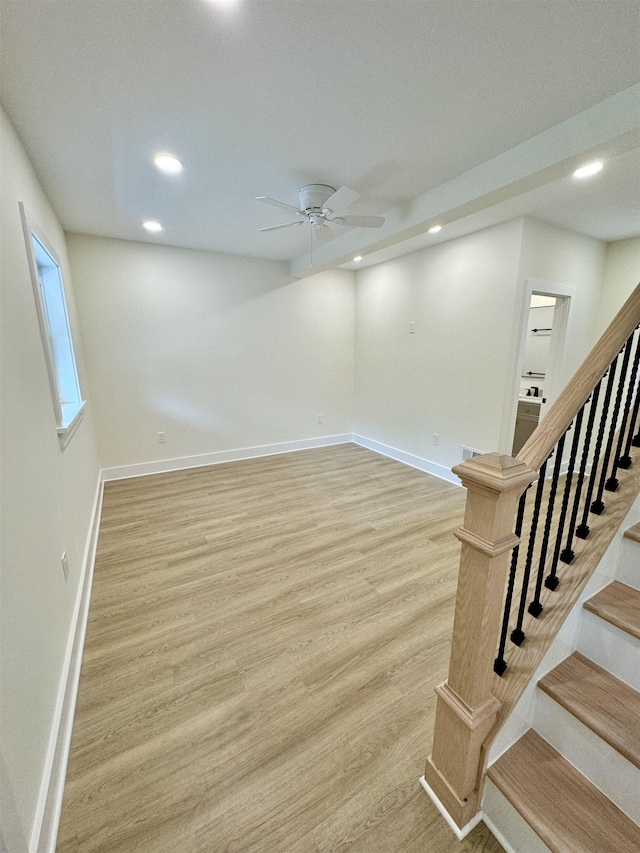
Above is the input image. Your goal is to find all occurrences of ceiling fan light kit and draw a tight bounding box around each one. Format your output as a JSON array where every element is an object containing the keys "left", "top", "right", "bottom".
[{"left": 257, "top": 184, "right": 385, "bottom": 242}]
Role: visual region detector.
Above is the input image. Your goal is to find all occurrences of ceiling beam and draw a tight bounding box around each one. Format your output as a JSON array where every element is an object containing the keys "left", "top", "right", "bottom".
[{"left": 289, "top": 85, "right": 640, "bottom": 279}]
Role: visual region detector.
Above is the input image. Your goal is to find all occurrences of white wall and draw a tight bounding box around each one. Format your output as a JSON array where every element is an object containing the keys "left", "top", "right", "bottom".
[
  {"left": 516, "top": 217, "right": 607, "bottom": 389},
  {"left": 353, "top": 219, "right": 525, "bottom": 470},
  {"left": 495, "top": 217, "right": 607, "bottom": 453},
  {"left": 597, "top": 236, "right": 640, "bottom": 334},
  {"left": 66, "top": 234, "right": 356, "bottom": 470},
  {"left": 353, "top": 217, "right": 609, "bottom": 471},
  {"left": 0, "top": 108, "right": 100, "bottom": 851}
]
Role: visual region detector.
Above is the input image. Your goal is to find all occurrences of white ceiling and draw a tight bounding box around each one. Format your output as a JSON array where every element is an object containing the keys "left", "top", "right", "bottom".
[
  {"left": 340, "top": 144, "right": 640, "bottom": 270},
  {"left": 1, "top": 0, "right": 639, "bottom": 271}
]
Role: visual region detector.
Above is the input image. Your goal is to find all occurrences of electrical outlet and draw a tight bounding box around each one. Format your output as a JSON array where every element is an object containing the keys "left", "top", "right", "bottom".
[
  {"left": 317, "top": 414, "right": 323, "bottom": 424},
  {"left": 157, "top": 431, "right": 166, "bottom": 443},
  {"left": 433, "top": 433, "right": 440, "bottom": 446},
  {"left": 61, "top": 552, "right": 69, "bottom": 582}
]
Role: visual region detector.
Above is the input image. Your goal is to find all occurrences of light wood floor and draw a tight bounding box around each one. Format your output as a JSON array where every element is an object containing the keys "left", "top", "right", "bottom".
[{"left": 57, "top": 444, "right": 503, "bottom": 852}]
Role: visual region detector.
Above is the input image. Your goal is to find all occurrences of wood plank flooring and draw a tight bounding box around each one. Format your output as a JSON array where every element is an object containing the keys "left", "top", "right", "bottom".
[{"left": 57, "top": 444, "right": 502, "bottom": 852}]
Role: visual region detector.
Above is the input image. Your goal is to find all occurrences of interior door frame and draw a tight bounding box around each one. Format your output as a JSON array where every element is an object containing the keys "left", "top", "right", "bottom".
[{"left": 498, "top": 278, "right": 575, "bottom": 456}]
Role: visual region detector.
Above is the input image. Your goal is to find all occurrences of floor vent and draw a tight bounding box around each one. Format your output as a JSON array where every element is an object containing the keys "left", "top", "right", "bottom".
[{"left": 462, "top": 446, "right": 483, "bottom": 462}]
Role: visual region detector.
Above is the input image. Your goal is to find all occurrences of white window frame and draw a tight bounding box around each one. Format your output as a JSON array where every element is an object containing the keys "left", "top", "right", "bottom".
[{"left": 20, "top": 203, "right": 86, "bottom": 448}]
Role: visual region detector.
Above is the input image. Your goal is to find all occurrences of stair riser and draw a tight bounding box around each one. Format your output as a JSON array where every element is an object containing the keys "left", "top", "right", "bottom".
[
  {"left": 616, "top": 538, "right": 640, "bottom": 591},
  {"left": 577, "top": 609, "right": 640, "bottom": 691},
  {"left": 482, "top": 780, "right": 552, "bottom": 853},
  {"left": 533, "top": 690, "right": 640, "bottom": 825},
  {"left": 488, "top": 602, "right": 586, "bottom": 766}
]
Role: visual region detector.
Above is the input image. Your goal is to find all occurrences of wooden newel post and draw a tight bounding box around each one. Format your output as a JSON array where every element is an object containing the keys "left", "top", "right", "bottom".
[{"left": 423, "top": 452, "right": 537, "bottom": 830}]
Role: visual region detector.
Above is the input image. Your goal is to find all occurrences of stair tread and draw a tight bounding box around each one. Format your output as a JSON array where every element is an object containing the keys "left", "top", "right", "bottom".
[
  {"left": 487, "top": 729, "right": 640, "bottom": 853},
  {"left": 584, "top": 581, "right": 640, "bottom": 640},
  {"left": 623, "top": 521, "right": 640, "bottom": 544},
  {"left": 538, "top": 651, "right": 640, "bottom": 768}
]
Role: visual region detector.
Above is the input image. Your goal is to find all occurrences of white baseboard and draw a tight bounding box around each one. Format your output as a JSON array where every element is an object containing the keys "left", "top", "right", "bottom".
[
  {"left": 1, "top": 755, "right": 28, "bottom": 852},
  {"left": 542, "top": 460, "right": 591, "bottom": 479},
  {"left": 481, "top": 812, "right": 522, "bottom": 853},
  {"left": 352, "top": 435, "right": 461, "bottom": 486},
  {"left": 101, "top": 434, "right": 464, "bottom": 486},
  {"left": 32, "top": 478, "right": 104, "bottom": 853},
  {"left": 100, "top": 434, "right": 353, "bottom": 481},
  {"left": 418, "top": 776, "right": 482, "bottom": 840}
]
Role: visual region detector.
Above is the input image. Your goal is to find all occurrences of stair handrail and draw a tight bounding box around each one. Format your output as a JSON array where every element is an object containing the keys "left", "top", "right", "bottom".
[
  {"left": 423, "top": 281, "right": 640, "bottom": 832},
  {"left": 519, "top": 283, "right": 640, "bottom": 471}
]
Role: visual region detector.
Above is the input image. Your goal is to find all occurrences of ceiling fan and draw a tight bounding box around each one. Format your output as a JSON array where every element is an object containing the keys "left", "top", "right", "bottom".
[{"left": 256, "top": 184, "right": 385, "bottom": 243}]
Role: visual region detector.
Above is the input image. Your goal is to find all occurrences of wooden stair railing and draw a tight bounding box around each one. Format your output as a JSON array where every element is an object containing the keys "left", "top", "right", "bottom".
[{"left": 423, "top": 282, "right": 640, "bottom": 831}]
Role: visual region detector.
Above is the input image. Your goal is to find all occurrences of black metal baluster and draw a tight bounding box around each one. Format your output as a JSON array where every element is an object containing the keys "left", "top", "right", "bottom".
[
  {"left": 494, "top": 489, "right": 528, "bottom": 676},
  {"left": 567, "top": 383, "right": 601, "bottom": 546},
  {"left": 552, "top": 407, "right": 585, "bottom": 566},
  {"left": 544, "top": 411, "right": 584, "bottom": 586},
  {"left": 618, "top": 375, "right": 640, "bottom": 468},
  {"left": 605, "top": 334, "right": 637, "bottom": 492},
  {"left": 528, "top": 433, "right": 566, "bottom": 618},
  {"left": 613, "top": 329, "right": 640, "bottom": 473},
  {"left": 510, "top": 458, "right": 548, "bottom": 646},
  {"left": 592, "top": 343, "right": 632, "bottom": 510},
  {"left": 583, "top": 356, "right": 618, "bottom": 519}
]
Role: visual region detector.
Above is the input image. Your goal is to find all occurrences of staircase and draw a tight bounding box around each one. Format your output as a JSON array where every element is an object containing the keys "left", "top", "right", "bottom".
[
  {"left": 484, "top": 519, "right": 640, "bottom": 852},
  {"left": 422, "top": 283, "right": 640, "bottom": 848}
]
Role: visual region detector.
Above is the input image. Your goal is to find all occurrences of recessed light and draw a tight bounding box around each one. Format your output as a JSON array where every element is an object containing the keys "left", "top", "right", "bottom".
[
  {"left": 428, "top": 224, "right": 442, "bottom": 234},
  {"left": 573, "top": 161, "right": 603, "bottom": 179},
  {"left": 353, "top": 255, "right": 363, "bottom": 262},
  {"left": 208, "top": 0, "right": 241, "bottom": 7},
  {"left": 153, "top": 154, "right": 184, "bottom": 174},
  {"left": 143, "top": 220, "right": 163, "bottom": 233}
]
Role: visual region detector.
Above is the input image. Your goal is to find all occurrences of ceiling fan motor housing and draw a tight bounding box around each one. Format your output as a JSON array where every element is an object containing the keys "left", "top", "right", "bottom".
[
  {"left": 257, "top": 184, "right": 383, "bottom": 236},
  {"left": 298, "top": 184, "right": 336, "bottom": 214}
]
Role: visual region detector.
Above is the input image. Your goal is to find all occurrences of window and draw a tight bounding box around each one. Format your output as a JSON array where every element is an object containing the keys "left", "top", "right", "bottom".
[{"left": 20, "top": 203, "right": 85, "bottom": 447}]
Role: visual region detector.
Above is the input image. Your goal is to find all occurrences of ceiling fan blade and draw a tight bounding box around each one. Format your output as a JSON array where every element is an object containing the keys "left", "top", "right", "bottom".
[
  {"left": 315, "top": 224, "right": 334, "bottom": 244},
  {"left": 323, "top": 186, "right": 359, "bottom": 213},
  {"left": 334, "top": 214, "right": 385, "bottom": 228},
  {"left": 256, "top": 196, "right": 304, "bottom": 216},
  {"left": 259, "top": 220, "right": 305, "bottom": 232}
]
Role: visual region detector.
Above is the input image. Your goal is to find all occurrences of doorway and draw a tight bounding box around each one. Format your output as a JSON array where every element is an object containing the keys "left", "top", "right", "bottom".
[
  {"left": 512, "top": 294, "right": 556, "bottom": 454},
  {"left": 509, "top": 285, "right": 572, "bottom": 457}
]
